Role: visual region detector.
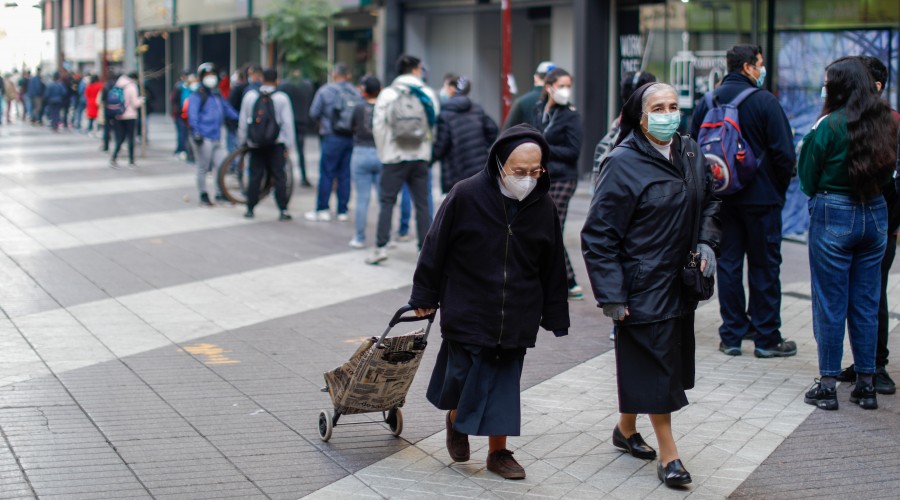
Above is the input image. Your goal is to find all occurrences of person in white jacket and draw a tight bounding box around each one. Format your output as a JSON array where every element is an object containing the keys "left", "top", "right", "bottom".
[{"left": 366, "top": 54, "right": 439, "bottom": 265}]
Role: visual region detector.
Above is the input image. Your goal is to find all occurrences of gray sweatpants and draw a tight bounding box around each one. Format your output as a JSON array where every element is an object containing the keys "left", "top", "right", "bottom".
[{"left": 193, "top": 139, "right": 226, "bottom": 196}]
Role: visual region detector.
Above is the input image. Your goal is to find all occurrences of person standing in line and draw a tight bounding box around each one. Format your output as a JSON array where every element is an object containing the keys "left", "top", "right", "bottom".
[
  {"left": 366, "top": 54, "right": 439, "bottom": 264},
  {"left": 503, "top": 62, "right": 554, "bottom": 130},
  {"left": 170, "top": 69, "right": 191, "bottom": 159},
  {"left": 593, "top": 71, "right": 657, "bottom": 186},
  {"left": 530, "top": 67, "right": 585, "bottom": 301},
  {"left": 238, "top": 67, "right": 295, "bottom": 221},
  {"left": 835, "top": 56, "right": 899, "bottom": 396},
  {"left": 433, "top": 76, "right": 499, "bottom": 194},
  {"left": 307, "top": 63, "right": 361, "bottom": 222},
  {"left": 4, "top": 73, "right": 19, "bottom": 124},
  {"left": 188, "top": 63, "right": 239, "bottom": 207},
  {"left": 73, "top": 73, "right": 87, "bottom": 130},
  {"left": 98, "top": 76, "right": 115, "bottom": 151},
  {"left": 43, "top": 72, "right": 67, "bottom": 132},
  {"left": 278, "top": 68, "right": 316, "bottom": 188},
  {"left": 799, "top": 57, "right": 897, "bottom": 411},
  {"left": 582, "top": 82, "right": 721, "bottom": 488},
  {"left": 84, "top": 75, "right": 102, "bottom": 133},
  {"left": 58, "top": 70, "right": 72, "bottom": 129},
  {"left": 18, "top": 71, "right": 31, "bottom": 121},
  {"left": 27, "top": 69, "right": 45, "bottom": 125},
  {"left": 109, "top": 72, "right": 143, "bottom": 167},
  {"left": 689, "top": 44, "right": 797, "bottom": 358},
  {"left": 411, "top": 125, "right": 570, "bottom": 481},
  {"left": 348, "top": 76, "right": 382, "bottom": 249}
]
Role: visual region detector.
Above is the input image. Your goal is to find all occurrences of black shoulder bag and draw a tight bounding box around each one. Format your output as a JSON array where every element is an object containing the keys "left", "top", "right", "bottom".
[{"left": 681, "top": 146, "right": 715, "bottom": 302}]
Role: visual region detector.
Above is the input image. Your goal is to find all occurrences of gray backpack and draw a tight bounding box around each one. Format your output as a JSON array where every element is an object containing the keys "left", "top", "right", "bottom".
[{"left": 388, "top": 86, "right": 428, "bottom": 145}]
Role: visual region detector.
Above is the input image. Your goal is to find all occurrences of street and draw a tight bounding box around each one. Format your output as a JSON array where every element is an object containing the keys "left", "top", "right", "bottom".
[{"left": 0, "top": 117, "right": 897, "bottom": 499}]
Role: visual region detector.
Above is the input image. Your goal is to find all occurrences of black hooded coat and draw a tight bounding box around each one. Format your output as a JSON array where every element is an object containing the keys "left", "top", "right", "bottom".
[
  {"left": 410, "top": 124, "right": 570, "bottom": 349},
  {"left": 432, "top": 95, "right": 499, "bottom": 193}
]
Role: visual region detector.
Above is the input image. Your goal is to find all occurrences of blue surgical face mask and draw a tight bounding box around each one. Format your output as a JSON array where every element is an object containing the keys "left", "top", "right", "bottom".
[
  {"left": 821, "top": 86, "right": 827, "bottom": 99},
  {"left": 756, "top": 66, "right": 767, "bottom": 88},
  {"left": 645, "top": 112, "right": 680, "bottom": 142}
]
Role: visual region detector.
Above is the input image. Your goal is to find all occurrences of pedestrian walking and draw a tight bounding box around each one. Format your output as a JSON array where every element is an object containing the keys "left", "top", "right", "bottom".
[
  {"left": 59, "top": 71, "right": 72, "bottom": 129},
  {"left": 366, "top": 54, "right": 439, "bottom": 264},
  {"left": 582, "top": 82, "right": 721, "bottom": 488},
  {"left": 18, "top": 71, "right": 30, "bottom": 121},
  {"left": 278, "top": 68, "right": 316, "bottom": 188},
  {"left": 3, "top": 73, "right": 18, "bottom": 124},
  {"left": 99, "top": 76, "right": 117, "bottom": 152},
  {"left": 307, "top": 63, "right": 361, "bottom": 222},
  {"left": 109, "top": 72, "right": 143, "bottom": 167},
  {"left": 84, "top": 75, "right": 102, "bottom": 133},
  {"left": 503, "top": 62, "right": 554, "bottom": 130},
  {"left": 27, "top": 69, "right": 45, "bottom": 124},
  {"left": 689, "top": 44, "right": 798, "bottom": 358},
  {"left": 188, "top": 63, "right": 240, "bottom": 206},
  {"left": 799, "top": 57, "right": 897, "bottom": 411},
  {"left": 433, "top": 76, "right": 499, "bottom": 194},
  {"left": 834, "top": 56, "right": 899, "bottom": 396},
  {"left": 238, "top": 67, "right": 295, "bottom": 220},
  {"left": 43, "top": 72, "right": 67, "bottom": 131},
  {"left": 348, "top": 76, "right": 383, "bottom": 249},
  {"left": 73, "top": 73, "right": 87, "bottom": 130},
  {"left": 530, "top": 67, "right": 585, "bottom": 301},
  {"left": 411, "top": 124, "right": 570, "bottom": 480},
  {"left": 169, "top": 70, "right": 191, "bottom": 159}
]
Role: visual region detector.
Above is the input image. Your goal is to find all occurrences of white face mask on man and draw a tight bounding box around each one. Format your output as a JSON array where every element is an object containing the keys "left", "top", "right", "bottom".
[{"left": 497, "top": 158, "right": 538, "bottom": 201}]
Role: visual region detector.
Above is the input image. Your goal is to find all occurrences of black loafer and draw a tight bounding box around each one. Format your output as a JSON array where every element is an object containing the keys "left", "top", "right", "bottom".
[
  {"left": 657, "top": 458, "right": 692, "bottom": 487},
  {"left": 612, "top": 425, "right": 657, "bottom": 460}
]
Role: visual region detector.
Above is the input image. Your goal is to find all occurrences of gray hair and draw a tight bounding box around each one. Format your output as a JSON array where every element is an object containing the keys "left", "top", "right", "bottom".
[{"left": 641, "top": 83, "right": 678, "bottom": 112}]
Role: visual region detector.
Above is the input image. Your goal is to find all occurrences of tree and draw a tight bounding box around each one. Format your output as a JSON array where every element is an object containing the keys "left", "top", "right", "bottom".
[{"left": 264, "top": 0, "right": 343, "bottom": 83}]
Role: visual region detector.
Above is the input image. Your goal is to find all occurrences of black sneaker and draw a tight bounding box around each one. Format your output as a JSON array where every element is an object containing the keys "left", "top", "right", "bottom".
[
  {"left": 278, "top": 211, "right": 292, "bottom": 221},
  {"left": 849, "top": 382, "right": 878, "bottom": 410},
  {"left": 243, "top": 209, "right": 254, "bottom": 219},
  {"left": 199, "top": 193, "right": 214, "bottom": 207},
  {"left": 754, "top": 340, "right": 797, "bottom": 358},
  {"left": 836, "top": 365, "right": 857, "bottom": 383},
  {"left": 804, "top": 379, "right": 838, "bottom": 410},
  {"left": 719, "top": 342, "right": 741, "bottom": 356},
  {"left": 875, "top": 367, "right": 896, "bottom": 395}
]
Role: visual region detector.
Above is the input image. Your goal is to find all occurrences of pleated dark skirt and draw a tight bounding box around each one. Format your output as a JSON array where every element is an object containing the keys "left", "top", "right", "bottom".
[
  {"left": 615, "top": 313, "right": 695, "bottom": 414},
  {"left": 426, "top": 339, "right": 526, "bottom": 436}
]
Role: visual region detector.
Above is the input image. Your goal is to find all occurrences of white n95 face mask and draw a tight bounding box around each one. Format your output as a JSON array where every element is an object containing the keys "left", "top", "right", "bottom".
[{"left": 497, "top": 159, "right": 538, "bottom": 201}]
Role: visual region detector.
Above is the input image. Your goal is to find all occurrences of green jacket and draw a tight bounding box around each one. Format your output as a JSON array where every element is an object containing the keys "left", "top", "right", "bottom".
[
  {"left": 798, "top": 112, "right": 851, "bottom": 196},
  {"left": 503, "top": 86, "right": 542, "bottom": 130}
]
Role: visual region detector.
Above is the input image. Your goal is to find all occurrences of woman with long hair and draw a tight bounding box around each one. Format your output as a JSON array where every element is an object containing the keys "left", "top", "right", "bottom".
[
  {"left": 799, "top": 57, "right": 898, "bottom": 411},
  {"left": 531, "top": 68, "right": 584, "bottom": 300}
]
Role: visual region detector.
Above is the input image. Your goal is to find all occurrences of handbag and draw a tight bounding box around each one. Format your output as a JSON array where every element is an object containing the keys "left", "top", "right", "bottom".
[{"left": 681, "top": 148, "right": 715, "bottom": 302}]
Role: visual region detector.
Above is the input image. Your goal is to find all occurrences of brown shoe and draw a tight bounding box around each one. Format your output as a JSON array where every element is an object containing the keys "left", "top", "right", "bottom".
[
  {"left": 486, "top": 449, "right": 526, "bottom": 480},
  {"left": 445, "top": 411, "right": 470, "bottom": 462}
]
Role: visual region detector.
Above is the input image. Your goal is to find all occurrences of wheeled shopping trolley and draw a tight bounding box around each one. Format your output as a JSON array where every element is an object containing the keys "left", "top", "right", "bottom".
[{"left": 318, "top": 305, "right": 435, "bottom": 442}]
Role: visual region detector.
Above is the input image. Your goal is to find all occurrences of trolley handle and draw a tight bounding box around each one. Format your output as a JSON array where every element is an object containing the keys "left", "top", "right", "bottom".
[{"left": 375, "top": 305, "right": 436, "bottom": 349}]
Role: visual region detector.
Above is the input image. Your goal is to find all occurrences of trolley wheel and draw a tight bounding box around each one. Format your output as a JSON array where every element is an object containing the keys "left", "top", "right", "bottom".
[
  {"left": 318, "top": 409, "right": 333, "bottom": 442},
  {"left": 385, "top": 408, "right": 403, "bottom": 437}
]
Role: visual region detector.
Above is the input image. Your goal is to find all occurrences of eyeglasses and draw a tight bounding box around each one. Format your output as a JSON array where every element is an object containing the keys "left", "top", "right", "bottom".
[{"left": 505, "top": 167, "right": 546, "bottom": 178}]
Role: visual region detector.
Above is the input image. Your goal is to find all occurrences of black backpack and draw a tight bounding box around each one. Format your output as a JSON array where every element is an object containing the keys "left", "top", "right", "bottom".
[
  {"left": 331, "top": 84, "right": 360, "bottom": 136},
  {"left": 247, "top": 91, "right": 281, "bottom": 147}
]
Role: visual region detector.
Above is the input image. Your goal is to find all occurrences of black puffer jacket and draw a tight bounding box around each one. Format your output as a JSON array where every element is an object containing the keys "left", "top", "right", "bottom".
[
  {"left": 410, "top": 125, "right": 570, "bottom": 349},
  {"left": 582, "top": 131, "right": 721, "bottom": 325},
  {"left": 433, "top": 95, "right": 499, "bottom": 193},
  {"left": 531, "top": 102, "right": 583, "bottom": 183}
]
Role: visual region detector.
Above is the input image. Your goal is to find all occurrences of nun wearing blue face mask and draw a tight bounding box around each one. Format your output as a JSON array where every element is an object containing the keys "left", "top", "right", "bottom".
[
  {"left": 410, "top": 124, "right": 570, "bottom": 480},
  {"left": 581, "top": 82, "right": 721, "bottom": 488}
]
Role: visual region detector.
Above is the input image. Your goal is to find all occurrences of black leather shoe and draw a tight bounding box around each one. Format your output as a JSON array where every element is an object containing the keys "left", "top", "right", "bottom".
[
  {"left": 612, "top": 425, "right": 657, "bottom": 460},
  {"left": 657, "top": 458, "right": 692, "bottom": 487}
]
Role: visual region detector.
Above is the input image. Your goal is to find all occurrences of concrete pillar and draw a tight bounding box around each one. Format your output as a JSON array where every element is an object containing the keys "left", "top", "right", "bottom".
[
  {"left": 383, "top": 0, "right": 403, "bottom": 82},
  {"left": 574, "top": 0, "right": 611, "bottom": 176}
]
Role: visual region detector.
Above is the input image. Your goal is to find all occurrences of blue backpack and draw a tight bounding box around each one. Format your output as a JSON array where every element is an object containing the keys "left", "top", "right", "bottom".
[
  {"left": 697, "top": 87, "right": 760, "bottom": 195},
  {"left": 106, "top": 87, "right": 126, "bottom": 118}
]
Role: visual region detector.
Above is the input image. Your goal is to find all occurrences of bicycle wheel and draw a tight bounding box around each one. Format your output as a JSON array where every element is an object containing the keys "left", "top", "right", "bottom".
[{"left": 218, "top": 146, "right": 272, "bottom": 204}]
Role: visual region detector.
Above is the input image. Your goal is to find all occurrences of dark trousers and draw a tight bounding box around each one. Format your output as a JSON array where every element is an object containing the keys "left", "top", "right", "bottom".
[
  {"left": 294, "top": 124, "right": 309, "bottom": 183},
  {"left": 877, "top": 233, "right": 896, "bottom": 367},
  {"left": 112, "top": 118, "right": 136, "bottom": 164},
  {"left": 717, "top": 203, "right": 784, "bottom": 349},
  {"left": 102, "top": 118, "right": 114, "bottom": 150},
  {"left": 46, "top": 103, "right": 61, "bottom": 130},
  {"left": 247, "top": 144, "right": 288, "bottom": 211},
  {"left": 315, "top": 134, "right": 353, "bottom": 213},
  {"left": 376, "top": 161, "right": 432, "bottom": 248},
  {"left": 174, "top": 116, "right": 188, "bottom": 154}
]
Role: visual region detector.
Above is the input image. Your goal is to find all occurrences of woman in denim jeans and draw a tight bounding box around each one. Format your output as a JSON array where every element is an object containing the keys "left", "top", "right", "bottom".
[
  {"left": 348, "top": 76, "right": 382, "bottom": 248},
  {"left": 799, "top": 57, "right": 898, "bottom": 411}
]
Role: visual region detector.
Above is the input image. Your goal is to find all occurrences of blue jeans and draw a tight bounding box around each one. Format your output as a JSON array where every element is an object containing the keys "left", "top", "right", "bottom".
[
  {"left": 316, "top": 134, "right": 354, "bottom": 214},
  {"left": 351, "top": 146, "right": 381, "bottom": 243},
  {"left": 399, "top": 169, "right": 434, "bottom": 236},
  {"left": 808, "top": 193, "right": 887, "bottom": 376}
]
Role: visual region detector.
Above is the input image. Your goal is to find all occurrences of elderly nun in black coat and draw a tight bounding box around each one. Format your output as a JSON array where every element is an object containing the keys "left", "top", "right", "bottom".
[{"left": 581, "top": 83, "right": 721, "bottom": 487}]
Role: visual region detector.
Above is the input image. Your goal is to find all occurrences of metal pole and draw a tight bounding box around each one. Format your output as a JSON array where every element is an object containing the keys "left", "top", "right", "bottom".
[
  {"left": 501, "top": 0, "right": 512, "bottom": 123},
  {"left": 123, "top": 0, "right": 136, "bottom": 72},
  {"left": 54, "top": 0, "right": 62, "bottom": 72},
  {"left": 102, "top": 0, "right": 108, "bottom": 80}
]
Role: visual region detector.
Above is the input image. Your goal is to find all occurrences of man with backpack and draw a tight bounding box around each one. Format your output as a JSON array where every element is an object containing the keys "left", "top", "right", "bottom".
[
  {"left": 238, "top": 67, "right": 295, "bottom": 221},
  {"left": 43, "top": 72, "right": 68, "bottom": 132},
  {"left": 188, "top": 63, "right": 239, "bottom": 206},
  {"left": 366, "top": 54, "right": 439, "bottom": 265},
  {"left": 689, "top": 44, "right": 797, "bottom": 359},
  {"left": 109, "top": 72, "right": 143, "bottom": 167},
  {"left": 307, "top": 63, "right": 361, "bottom": 222}
]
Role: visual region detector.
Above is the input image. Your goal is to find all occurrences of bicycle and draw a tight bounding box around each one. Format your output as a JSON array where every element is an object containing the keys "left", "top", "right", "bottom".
[{"left": 217, "top": 146, "right": 295, "bottom": 204}]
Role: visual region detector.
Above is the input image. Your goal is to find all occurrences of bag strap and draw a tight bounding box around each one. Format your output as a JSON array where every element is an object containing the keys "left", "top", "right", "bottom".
[{"left": 728, "top": 87, "right": 760, "bottom": 108}]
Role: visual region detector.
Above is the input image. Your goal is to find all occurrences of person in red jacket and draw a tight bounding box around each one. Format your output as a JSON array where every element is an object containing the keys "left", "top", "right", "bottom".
[{"left": 84, "top": 75, "right": 103, "bottom": 133}]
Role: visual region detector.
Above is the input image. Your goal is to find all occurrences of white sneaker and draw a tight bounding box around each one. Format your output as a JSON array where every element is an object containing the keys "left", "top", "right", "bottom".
[
  {"left": 349, "top": 238, "right": 365, "bottom": 249},
  {"left": 336, "top": 213, "right": 350, "bottom": 222},
  {"left": 568, "top": 285, "right": 584, "bottom": 301},
  {"left": 365, "top": 247, "right": 388, "bottom": 265},
  {"left": 304, "top": 210, "right": 331, "bottom": 222}
]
